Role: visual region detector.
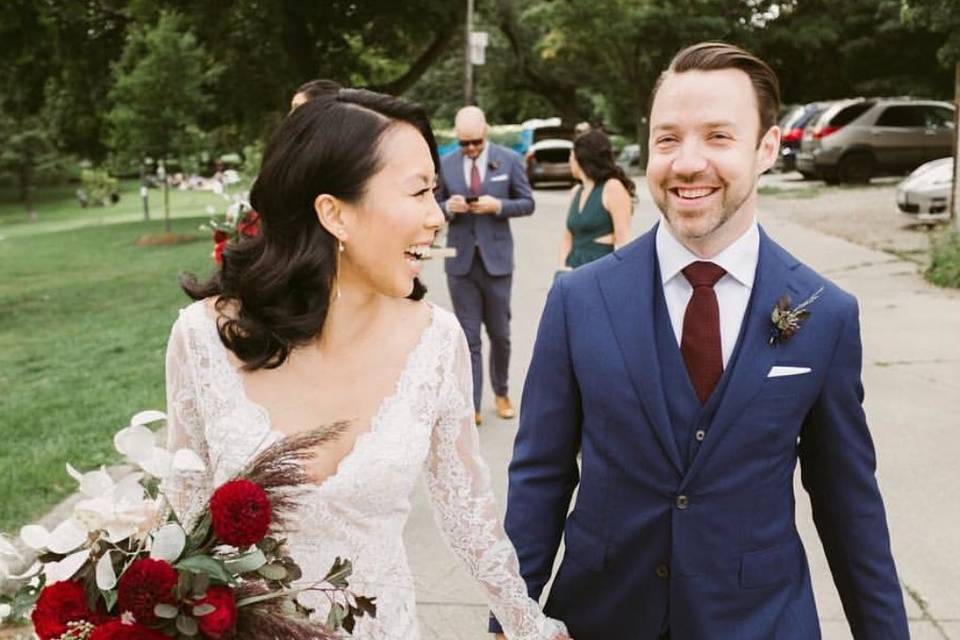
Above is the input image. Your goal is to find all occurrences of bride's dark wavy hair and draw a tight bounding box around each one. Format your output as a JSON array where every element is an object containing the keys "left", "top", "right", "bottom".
[
  {"left": 181, "top": 87, "right": 440, "bottom": 370},
  {"left": 573, "top": 129, "right": 636, "bottom": 197}
]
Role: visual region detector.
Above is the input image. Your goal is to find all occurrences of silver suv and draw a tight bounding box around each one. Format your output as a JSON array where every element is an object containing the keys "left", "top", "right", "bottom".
[{"left": 796, "top": 97, "right": 955, "bottom": 183}]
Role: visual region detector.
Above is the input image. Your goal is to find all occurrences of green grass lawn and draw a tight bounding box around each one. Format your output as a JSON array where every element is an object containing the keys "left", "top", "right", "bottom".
[{"left": 0, "top": 183, "right": 230, "bottom": 531}]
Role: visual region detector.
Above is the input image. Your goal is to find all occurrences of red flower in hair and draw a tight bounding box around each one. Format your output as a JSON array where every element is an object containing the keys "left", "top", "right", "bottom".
[
  {"left": 32, "top": 581, "right": 97, "bottom": 640},
  {"left": 237, "top": 210, "right": 260, "bottom": 237},
  {"left": 209, "top": 479, "right": 272, "bottom": 547},
  {"left": 213, "top": 240, "right": 227, "bottom": 264},
  {"left": 193, "top": 586, "right": 237, "bottom": 638},
  {"left": 90, "top": 619, "right": 169, "bottom": 640},
  {"left": 212, "top": 230, "right": 229, "bottom": 243},
  {"left": 117, "top": 558, "right": 178, "bottom": 624}
]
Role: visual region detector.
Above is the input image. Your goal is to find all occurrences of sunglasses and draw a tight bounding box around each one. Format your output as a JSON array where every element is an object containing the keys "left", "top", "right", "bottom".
[{"left": 458, "top": 138, "right": 485, "bottom": 148}]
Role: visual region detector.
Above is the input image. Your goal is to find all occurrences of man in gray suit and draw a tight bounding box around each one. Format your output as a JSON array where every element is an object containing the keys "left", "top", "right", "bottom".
[{"left": 437, "top": 106, "right": 535, "bottom": 426}]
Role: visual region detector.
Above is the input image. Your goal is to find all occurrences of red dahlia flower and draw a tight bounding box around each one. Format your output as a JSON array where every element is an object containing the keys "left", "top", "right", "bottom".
[
  {"left": 90, "top": 619, "right": 169, "bottom": 640},
  {"left": 32, "top": 581, "right": 97, "bottom": 640},
  {"left": 209, "top": 479, "right": 272, "bottom": 547},
  {"left": 194, "top": 586, "right": 237, "bottom": 639},
  {"left": 213, "top": 240, "right": 227, "bottom": 264},
  {"left": 117, "top": 558, "right": 178, "bottom": 624}
]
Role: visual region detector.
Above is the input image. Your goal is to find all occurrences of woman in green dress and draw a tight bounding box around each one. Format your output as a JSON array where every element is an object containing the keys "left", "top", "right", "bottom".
[{"left": 558, "top": 130, "right": 635, "bottom": 273}]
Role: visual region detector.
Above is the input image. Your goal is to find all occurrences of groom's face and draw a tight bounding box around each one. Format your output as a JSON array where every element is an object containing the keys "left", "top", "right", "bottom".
[{"left": 647, "top": 68, "right": 779, "bottom": 254}]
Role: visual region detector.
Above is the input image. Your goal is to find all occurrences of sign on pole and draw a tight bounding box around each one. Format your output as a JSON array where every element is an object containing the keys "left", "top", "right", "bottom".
[{"left": 470, "top": 31, "right": 489, "bottom": 66}]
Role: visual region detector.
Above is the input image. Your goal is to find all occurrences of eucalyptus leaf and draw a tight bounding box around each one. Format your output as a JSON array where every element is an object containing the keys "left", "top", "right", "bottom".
[
  {"left": 257, "top": 563, "right": 287, "bottom": 581},
  {"left": 96, "top": 551, "right": 117, "bottom": 590},
  {"left": 224, "top": 548, "right": 267, "bottom": 574},
  {"left": 151, "top": 524, "right": 186, "bottom": 562},
  {"left": 177, "top": 613, "right": 199, "bottom": 636},
  {"left": 175, "top": 555, "right": 233, "bottom": 584},
  {"left": 102, "top": 590, "right": 117, "bottom": 612},
  {"left": 154, "top": 603, "right": 179, "bottom": 619},
  {"left": 192, "top": 573, "right": 210, "bottom": 597},
  {"left": 192, "top": 603, "right": 216, "bottom": 617}
]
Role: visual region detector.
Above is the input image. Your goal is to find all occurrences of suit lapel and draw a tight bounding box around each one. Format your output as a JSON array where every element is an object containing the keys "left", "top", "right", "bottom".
[
  {"left": 679, "top": 228, "right": 800, "bottom": 489},
  {"left": 446, "top": 149, "right": 467, "bottom": 194},
  {"left": 598, "top": 230, "right": 684, "bottom": 474}
]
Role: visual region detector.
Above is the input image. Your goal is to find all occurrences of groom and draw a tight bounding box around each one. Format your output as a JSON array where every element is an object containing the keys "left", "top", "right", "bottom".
[{"left": 491, "top": 43, "right": 908, "bottom": 639}]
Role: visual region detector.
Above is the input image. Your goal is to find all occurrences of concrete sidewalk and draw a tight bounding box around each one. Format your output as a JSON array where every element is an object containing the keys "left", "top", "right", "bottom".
[{"left": 408, "top": 183, "right": 960, "bottom": 639}]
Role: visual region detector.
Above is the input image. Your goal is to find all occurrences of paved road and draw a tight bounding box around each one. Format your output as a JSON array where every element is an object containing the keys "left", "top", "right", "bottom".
[{"left": 408, "top": 178, "right": 960, "bottom": 639}]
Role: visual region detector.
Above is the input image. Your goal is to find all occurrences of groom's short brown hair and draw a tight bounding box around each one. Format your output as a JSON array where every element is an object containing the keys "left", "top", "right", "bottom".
[{"left": 650, "top": 42, "right": 781, "bottom": 144}]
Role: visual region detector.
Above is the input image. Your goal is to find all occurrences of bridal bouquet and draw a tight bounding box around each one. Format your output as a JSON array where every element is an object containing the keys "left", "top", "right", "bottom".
[{"left": 0, "top": 411, "right": 374, "bottom": 639}]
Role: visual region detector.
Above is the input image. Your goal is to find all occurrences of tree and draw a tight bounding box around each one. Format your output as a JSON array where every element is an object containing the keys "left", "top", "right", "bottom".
[
  {"left": 0, "top": 114, "right": 62, "bottom": 222},
  {"left": 901, "top": 0, "right": 960, "bottom": 66},
  {"left": 106, "top": 10, "right": 218, "bottom": 231}
]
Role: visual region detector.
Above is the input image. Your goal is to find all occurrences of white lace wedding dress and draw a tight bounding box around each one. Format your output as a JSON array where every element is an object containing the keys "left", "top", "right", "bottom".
[{"left": 163, "top": 300, "right": 566, "bottom": 640}]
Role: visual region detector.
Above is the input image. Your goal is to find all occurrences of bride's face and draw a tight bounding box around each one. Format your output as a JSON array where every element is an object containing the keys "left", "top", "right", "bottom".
[{"left": 338, "top": 123, "right": 443, "bottom": 298}]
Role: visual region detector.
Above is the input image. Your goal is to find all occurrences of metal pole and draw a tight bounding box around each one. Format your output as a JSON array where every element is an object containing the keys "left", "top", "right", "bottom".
[
  {"left": 952, "top": 62, "right": 959, "bottom": 228},
  {"left": 464, "top": 0, "right": 474, "bottom": 105}
]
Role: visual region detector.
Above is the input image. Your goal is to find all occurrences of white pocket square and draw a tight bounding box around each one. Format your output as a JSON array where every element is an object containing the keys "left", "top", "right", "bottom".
[
  {"left": 490, "top": 174, "right": 509, "bottom": 182},
  {"left": 767, "top": 366, "right": 811, "bottom": 378}
]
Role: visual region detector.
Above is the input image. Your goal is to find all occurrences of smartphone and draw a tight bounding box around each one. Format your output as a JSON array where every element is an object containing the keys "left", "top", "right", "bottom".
[{"left": 465, "top": 195, "right": 479, "bottom": 203}]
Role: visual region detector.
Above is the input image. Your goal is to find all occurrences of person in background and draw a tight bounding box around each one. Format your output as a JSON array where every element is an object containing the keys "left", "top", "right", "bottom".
[
  {"left": 435, "top": 106, "right": 535, "bottom": 426},
  {"left": 558, "top": 130, "right": 634, "bottom": 274}
]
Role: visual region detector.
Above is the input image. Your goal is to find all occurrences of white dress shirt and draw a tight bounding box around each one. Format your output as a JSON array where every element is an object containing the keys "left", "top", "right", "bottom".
[
  {"left": 462, "top": 143, "right": 490, "bottom": 187},
  {"left": 656, "top": 218, "right": 760, "bottom": 368}
]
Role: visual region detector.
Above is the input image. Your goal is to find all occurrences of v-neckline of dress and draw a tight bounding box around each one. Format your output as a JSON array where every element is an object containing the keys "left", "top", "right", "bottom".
[
  {"left": 198, "top": 301, "right": 439, "bottom": 490},
  {"left": 576, "top": 183, "right": 597, "bottom": 215}
]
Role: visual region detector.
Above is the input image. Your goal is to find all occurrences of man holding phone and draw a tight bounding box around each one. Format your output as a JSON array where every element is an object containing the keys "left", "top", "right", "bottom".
[{"left": 437, "top": 106, "right": 536, "bottom": 426}]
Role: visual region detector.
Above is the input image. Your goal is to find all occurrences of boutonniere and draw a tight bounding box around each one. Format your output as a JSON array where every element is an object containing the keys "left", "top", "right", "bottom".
[
  {"left": 769, "top": 287, "right": 824, "bottom": 345},
  {"left": 487, "top": 160, "right": 499, "bottom": 171}
]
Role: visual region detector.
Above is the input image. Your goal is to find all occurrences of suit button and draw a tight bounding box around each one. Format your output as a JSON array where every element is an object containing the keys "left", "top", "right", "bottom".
[
  {"left": 676, "top": 495, "right": 689, "bottom": 510},
  {"left": 695, "top": 429, "right": 706, "bottom": 442},
  {"left": 655, "top": 563, "right": 670, "bottom": 578}
]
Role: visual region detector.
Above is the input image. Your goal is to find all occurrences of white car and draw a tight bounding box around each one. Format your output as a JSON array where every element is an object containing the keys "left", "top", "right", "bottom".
[{"left": 895, "top": 157, "right": 953, "bottom": 220}]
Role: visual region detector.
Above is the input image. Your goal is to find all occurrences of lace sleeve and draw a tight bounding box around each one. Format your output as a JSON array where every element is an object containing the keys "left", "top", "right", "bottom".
[
  {"left": 424, "top": 329, "right": 568, "bottom": 640},
  {"left": 162, "top": 313, "right": 213, "bottom": 530}
]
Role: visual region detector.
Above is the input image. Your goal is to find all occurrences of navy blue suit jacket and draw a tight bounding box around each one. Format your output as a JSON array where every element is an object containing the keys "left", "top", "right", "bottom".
[
  {"left": 493, "top": 225, "right": 908, "bottom": 639},
  {"left": 436, "top": 143, "right": 534, "bottom": 277}
]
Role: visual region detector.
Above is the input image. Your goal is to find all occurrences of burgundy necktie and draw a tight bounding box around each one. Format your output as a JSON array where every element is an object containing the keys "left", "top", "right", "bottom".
[
  {"left": 680, "top": 261, "right": 727, "bottom": 404},
  {"left": 470, "top": 159, "right": 481, "bottom": 196}
]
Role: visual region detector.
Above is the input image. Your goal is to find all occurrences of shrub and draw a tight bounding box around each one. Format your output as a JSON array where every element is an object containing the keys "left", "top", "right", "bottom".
[{"left": 926, "top": 229, "right": 960, "bottom": 288}]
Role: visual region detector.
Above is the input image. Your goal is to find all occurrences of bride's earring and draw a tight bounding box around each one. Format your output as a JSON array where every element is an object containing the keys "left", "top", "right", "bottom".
[{"left": 336, "top": 239, "right": 344, "bottom": 300}]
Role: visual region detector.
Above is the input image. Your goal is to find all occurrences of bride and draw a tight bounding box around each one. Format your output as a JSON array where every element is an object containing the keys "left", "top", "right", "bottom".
[{"left": 162, "top": 87, "right": 570, "bottom": 640}]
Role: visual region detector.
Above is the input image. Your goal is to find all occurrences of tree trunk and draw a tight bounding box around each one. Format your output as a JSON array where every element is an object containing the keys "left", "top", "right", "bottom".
[{"left": 19, "top": 165, "right": 37, "bottom": 222}]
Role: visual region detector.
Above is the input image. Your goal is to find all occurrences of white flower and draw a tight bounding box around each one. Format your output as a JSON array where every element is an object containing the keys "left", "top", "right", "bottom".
[
  {"left": 0, "top": 602, "right": 12, "bottom": 624},
  {"left": 72, "top": 472, "right": 162, "bottom": 543},
  {"left": 113, "top": 412, "right": 205, "bottom": 479},
  {"left": 0, "top": 533, "right": 20, "bottom": 581},
  {"left": 44, "top": 548, "right": 90, "bottom": 583}
]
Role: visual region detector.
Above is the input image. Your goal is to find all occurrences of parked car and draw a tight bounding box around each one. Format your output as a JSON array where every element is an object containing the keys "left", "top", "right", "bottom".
[
  {"left": 895, "top": 157, "right": 953, "bottom": 220},
  {"left": 796, "top": 97, "right": 955, "bottom": 184},
  {"left": 776, "top": 101, "right": 831, "bottom": 176},
  {"left": 525, "top": 122, "right": 576, "bottom": 187}
]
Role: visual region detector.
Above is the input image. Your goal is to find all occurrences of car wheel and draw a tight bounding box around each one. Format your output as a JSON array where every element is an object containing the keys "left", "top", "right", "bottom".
[{"left": 838, "top": 153, "right": 874, "bottom": 184}]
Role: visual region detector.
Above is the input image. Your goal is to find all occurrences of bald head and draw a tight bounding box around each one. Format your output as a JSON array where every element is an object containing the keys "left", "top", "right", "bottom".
[{"left": 455, "top": 106, "right": 488, "bottom": 159}]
